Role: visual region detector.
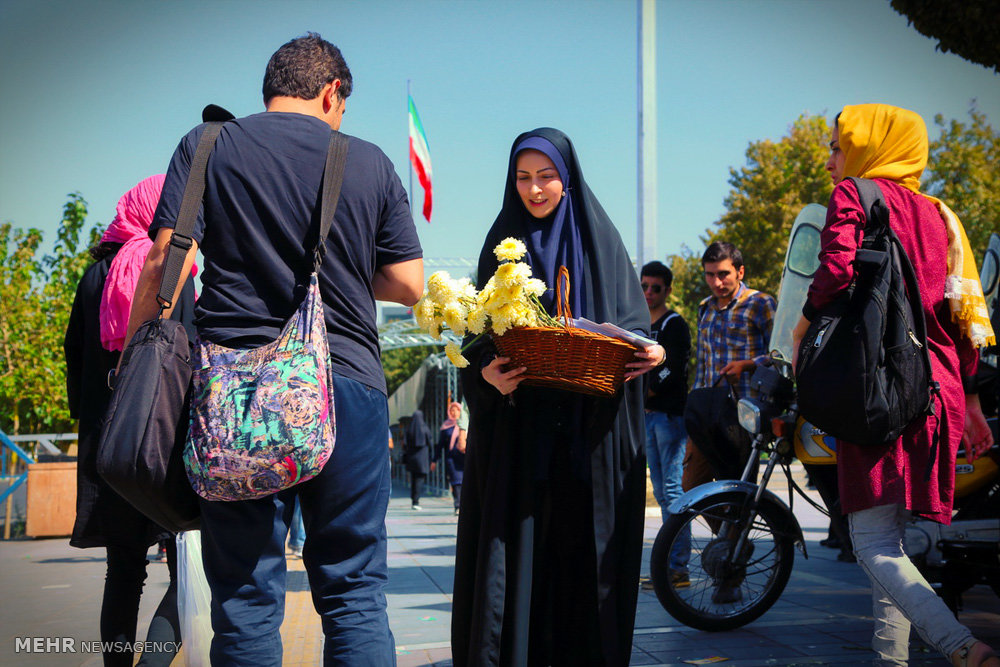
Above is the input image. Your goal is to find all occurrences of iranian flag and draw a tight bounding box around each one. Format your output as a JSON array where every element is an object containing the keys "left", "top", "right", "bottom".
[{"left": 408, "top": 95, "right": 433, "bottom": 223}]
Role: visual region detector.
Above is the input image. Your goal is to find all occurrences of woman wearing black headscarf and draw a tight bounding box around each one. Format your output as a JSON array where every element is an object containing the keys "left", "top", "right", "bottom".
[
  {"left": 452, "top": 128, "right": 663, "bottom": 666},
  {"left": 403, "top": 409, "right": 434, "bottom": 510}
]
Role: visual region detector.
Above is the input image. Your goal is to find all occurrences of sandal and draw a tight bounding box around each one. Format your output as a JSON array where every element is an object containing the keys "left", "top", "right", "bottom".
[{"left": 952, "top": 640, "right": 1000, "bottom": 667}]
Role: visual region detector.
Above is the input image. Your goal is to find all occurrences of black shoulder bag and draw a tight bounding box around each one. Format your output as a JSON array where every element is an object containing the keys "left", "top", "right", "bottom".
[{"left": 96, "top": 107, "right": 233, "bottom": 532}]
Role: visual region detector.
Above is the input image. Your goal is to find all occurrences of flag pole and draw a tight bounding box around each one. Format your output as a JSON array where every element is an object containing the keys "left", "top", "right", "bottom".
[{"left": 407, "top": 79, "right": 414, "bottom": 219}]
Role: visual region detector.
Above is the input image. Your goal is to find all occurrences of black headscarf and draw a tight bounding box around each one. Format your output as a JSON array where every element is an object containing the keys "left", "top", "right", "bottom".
[
  {"left": 453, "top": 128, "right": 649, "bottom": 666},
  {"left": 474, "top": 128, "right": 647, "bottom": 335}
]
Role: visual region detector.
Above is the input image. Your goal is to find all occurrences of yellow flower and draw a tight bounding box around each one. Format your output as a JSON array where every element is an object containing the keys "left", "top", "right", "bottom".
[
  {"left": 494, "top": 237, "right": 527, "bottom": 262},
  {"left": 428, "top": 317, "right": 444, "bottom": 340},
  {"left": 525, "top": 278, "right": 547, "bottom": 298},
  {"left": 467, "top": 307, "right": 488, "bottom": 335},
  {"left": 443, "top": 302, "right": 468, "bottom": 336},
  {"left": 494, "top": 262, "right": 531, "bottom": 288},
  {"left": 414, "top": 295, "right": 437, "bottom": 331},
  {"left": 456, "top": 277, "right": 477, "bottom": 299},
  {"left": 427, "top": 271, "right": 456, "bottom": 302},
  {"left": 445, "top": 342, "right": 470, "bottom": 368},
  {"left": 492, "top": 308, "right": 513, "bottom": 336}
]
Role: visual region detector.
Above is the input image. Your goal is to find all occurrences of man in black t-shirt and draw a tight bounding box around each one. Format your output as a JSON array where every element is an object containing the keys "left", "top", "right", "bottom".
[
  {"left": 126, "top": 34, "right": 423, "bottom": 664},
  {"left": 641, "top": 261, "right": 691, "bottom": 586}
]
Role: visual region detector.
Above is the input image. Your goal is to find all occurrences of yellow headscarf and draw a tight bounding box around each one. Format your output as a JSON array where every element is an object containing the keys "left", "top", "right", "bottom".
[{"left": 838, "top": 103, "right": 995, "bottom": 348}]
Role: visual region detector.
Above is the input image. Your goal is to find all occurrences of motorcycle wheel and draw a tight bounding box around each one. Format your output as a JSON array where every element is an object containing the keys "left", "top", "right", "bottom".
[{"left": 650, "top": 492, "right": 796, "bottom": 631}]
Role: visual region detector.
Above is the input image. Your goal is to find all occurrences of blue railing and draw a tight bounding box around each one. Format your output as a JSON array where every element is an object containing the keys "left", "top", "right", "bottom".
[{"left": 0, "top": 429, "right": 36, "bottom": 508}]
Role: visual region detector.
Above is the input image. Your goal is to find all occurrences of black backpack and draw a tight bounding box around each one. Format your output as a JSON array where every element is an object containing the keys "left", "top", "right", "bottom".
[{"left": 795, "top": 177, "right": 938, "bottom": 447}]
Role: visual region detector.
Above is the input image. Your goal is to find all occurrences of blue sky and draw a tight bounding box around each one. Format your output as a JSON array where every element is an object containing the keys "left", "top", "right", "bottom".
[{"left": 1, "top": 0, "right": 998, "bottom": 266}]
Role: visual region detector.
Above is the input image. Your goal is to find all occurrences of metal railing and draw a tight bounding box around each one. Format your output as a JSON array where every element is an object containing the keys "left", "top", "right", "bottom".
[{"left": 390, "top": 352, "right": 463, "bottom": 498}]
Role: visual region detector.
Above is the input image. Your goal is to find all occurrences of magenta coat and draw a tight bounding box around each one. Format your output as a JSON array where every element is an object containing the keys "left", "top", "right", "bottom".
[{"left": 806, "top": 178, "right": 977, "bottom": 525}]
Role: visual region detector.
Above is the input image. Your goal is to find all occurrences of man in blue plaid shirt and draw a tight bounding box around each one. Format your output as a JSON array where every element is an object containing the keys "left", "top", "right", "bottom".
[{"left": 683, "top": 241, "right": 776, "bottom": 493}]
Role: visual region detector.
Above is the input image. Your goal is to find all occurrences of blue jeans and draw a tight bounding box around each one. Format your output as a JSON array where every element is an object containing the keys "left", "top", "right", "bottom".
[
  {"left": 848, "top": 504, "right": 973, "bottom": 665},
  {"left": 646, "top": 410, "right": 688, "bottom": 571},
  {"left": 198, "top": 372, "right": 396, "bottom": 666},
  {"left": 288, "top": 497, "right": 305, "bottom": 551}
]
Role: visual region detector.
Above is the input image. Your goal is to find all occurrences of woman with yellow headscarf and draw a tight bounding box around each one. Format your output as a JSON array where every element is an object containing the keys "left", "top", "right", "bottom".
[{"left": 793, "top": 104, "right": 997, "bottom": 667}]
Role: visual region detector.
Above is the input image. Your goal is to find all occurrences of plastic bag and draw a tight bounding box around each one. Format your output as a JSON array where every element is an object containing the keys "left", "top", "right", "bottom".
[{"left": 177, "top": 530, "right": 213, "bottom": 667}]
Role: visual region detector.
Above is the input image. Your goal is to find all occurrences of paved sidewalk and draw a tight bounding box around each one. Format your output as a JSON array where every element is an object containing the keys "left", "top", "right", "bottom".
[{"left": 2, "top": 475, "right": 998, "bottom": 666}]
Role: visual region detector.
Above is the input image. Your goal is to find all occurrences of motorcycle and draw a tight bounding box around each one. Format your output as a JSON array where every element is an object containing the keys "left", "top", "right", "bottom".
[{"left": 648, "top": 215, "right": 1000, "bottom": 631}]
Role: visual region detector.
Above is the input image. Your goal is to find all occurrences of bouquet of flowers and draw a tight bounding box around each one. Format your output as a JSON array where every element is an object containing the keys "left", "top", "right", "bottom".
[{"left": 413, "top": 238, "right": 557, "bottom": 368}]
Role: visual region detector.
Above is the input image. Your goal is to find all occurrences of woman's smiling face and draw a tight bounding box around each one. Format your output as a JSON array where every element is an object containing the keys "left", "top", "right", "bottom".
[{"left": 515, "top": 149, "right": 564, "bottom": 219}]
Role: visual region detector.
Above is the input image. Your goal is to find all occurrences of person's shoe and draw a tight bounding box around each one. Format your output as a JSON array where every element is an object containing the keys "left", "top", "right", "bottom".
[
  {"left": 670, "top": 570, "right": 690, "bottom": 589},
  {"left": 819, "top": 536, "right": 842, "bottom": 549},
  {"left": 712, "top": 583, "right": 743, "bottom": 604},
  {"left": 412, "top": 504, "right": 422, "bottom": 511},
  {"left": 454, "top": 508, "right": 460, "bottom": 516},
  {"left": 837, "top": 549, "right": 857, "bottom": 563},
  {"left": 288, "top": 547, "right": 302, "bottom": 559}
]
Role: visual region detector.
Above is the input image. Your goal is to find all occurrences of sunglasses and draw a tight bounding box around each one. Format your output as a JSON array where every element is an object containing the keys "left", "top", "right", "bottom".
[{"left": 641, "top": 282, "right": 663, "bottom": 294}]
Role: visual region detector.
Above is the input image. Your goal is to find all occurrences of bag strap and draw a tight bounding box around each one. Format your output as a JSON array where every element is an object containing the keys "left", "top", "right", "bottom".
[
  {"left": 313, "top": 131, "right": 350, "bottom": 274},
  {"left": 156, "top": 121, "right": 226, "bottom": 310},
  {"left": 847, "top": 177, "right": 928, "bottom": 345},
  {"left": 848, "top": 177, "right": 940, "bottom": 416}
]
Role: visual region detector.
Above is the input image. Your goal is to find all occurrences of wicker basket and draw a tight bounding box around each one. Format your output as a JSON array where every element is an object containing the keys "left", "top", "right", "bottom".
[{"left": 492, "top": 267, "right": 639, "bottom": 396}]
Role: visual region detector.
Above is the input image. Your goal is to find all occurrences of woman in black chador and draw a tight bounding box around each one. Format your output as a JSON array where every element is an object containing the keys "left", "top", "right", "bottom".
[{"left": 452, "top": 128, "right": 664, "bottom": 666}]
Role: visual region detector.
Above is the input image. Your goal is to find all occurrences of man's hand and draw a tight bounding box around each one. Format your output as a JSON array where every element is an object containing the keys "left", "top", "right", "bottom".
[
  {"left": 482, "top": 356, "right": 526, "bottom": 395},
  {"left": 718, "top": 359, "right": 755, "bottom": 384}
]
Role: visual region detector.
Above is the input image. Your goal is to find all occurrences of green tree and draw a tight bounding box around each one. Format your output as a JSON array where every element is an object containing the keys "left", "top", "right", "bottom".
[
  {"left": 382, "top": 344, "right": 440, "bottom": 396},
  {"left": 667, "top": 113, "right": 834, "bottom": 328},
  {"left": 891, "top": 0, "right": 1000, "bottom": 73},
  {"left": 0, "top": 194, "right": 100, "bottom": 434},
  {"left": 925, "top": 106, "right": 1000, "bottom": 256}
]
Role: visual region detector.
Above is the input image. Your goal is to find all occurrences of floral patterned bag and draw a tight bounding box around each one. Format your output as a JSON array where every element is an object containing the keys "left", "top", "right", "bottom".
[{"left": 183, "top": 132, "right": 348, "bottom": 501}]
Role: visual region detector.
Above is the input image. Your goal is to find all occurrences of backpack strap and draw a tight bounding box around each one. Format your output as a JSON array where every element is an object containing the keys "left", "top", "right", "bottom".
[
  {"left": 847, "top": 177, "right": 930, "bottom": 356},
  {"left": 848, "top": 177, "right": 942, "bottom": 460}
]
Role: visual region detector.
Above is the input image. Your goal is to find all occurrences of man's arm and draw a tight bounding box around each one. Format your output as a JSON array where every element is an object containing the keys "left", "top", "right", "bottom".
[
  {"left": 373, "top": 257, "right": 423, "bottom": 306},
  {"left": 123, "top": 228, "right": 199, "bottom": 350}
]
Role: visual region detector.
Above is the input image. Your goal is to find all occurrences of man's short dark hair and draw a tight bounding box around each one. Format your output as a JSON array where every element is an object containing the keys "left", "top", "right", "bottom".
[
  {"left": 641, "top": 261, "right": 673, "bottom": 288},
  {"left": 701, "top": 241, "right": 743, "bottom": 270},
  {"left": 262, "top": 33, "right": 353, "bottom": 104}
]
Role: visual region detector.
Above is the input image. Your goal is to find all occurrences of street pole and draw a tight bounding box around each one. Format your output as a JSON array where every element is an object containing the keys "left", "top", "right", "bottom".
[{"left": 637, "top": 0, "right": 658, "bottom": 268}]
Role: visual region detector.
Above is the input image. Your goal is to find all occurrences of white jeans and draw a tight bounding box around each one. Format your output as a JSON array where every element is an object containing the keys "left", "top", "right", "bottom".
[{"left": 848, "top": 504, "right": 974, "bottom": 666}]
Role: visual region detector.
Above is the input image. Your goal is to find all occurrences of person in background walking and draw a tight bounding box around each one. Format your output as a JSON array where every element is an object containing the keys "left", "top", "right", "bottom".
[
  {"left": 404, "top": 409, "right": 434, "bottom": 510},
  {"left": 65, "top": 174, "right": 194, "bottom": 667},
  {"left": 792, "top": 103, "right": 998, "bottom": 667},
  {"left": 438, "top": 402, "right": 467, "bottom": 515}
]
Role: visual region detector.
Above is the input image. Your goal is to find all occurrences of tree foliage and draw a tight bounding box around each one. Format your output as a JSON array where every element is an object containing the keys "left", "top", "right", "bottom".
[
  {"left": 382, "top": 343, "right": 440, "bottom": 396},
  {"left": 925, "top": 106, "right": 1000, "bottom": 255},
  {"left": 666, "top": 114, "right": 834, "bottom": 329},
  {"left": 0, "top": 194, "right": 101, "bottom": 434},
  {"left": 666, "top": 106, "right": 999, "bottom": 342},
  {"left": 891, "top": 0, "right": 1000, "bottom": 73}
]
